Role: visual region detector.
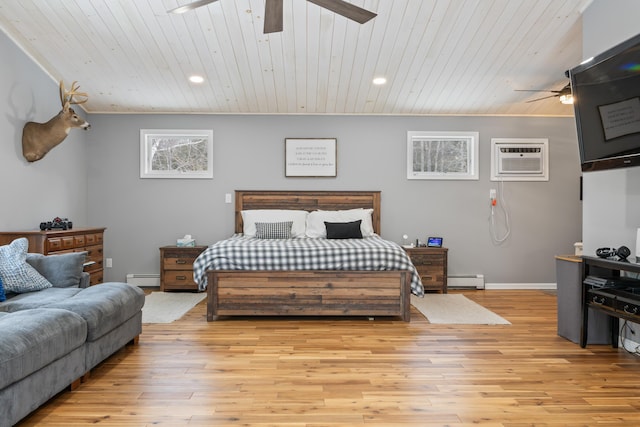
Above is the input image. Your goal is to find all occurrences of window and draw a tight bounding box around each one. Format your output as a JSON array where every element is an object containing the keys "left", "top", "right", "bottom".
[
  {"left": 140, "top": 129, "right": 213, "bottom": 179},
  {"left": 407, "top": 131, "right": 479, "bottom": 180}
]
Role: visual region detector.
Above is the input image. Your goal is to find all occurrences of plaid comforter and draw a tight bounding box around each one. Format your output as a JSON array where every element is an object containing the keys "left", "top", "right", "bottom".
[{"left": 193, "top": 234, "right": 424, "bottom": 296}]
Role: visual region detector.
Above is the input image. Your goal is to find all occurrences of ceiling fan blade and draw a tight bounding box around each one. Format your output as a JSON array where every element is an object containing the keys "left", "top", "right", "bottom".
[
  {"left": 307, "top": 0, "right": 377, "bottom": 24},
  {"left": 167, "top": 0, "right": 219, "bottom": 14},
  {"left": 514, "top": 89, "right": 562, "bottom": 94},
  {"left": 525, "top": 94, "right": 559, "bottom": 103},
  {"left": 264, "top": 0, "right": 284, "bottom": 33},
  {"left": 515, "top": 83, "right": 571, "bottom": 95}
]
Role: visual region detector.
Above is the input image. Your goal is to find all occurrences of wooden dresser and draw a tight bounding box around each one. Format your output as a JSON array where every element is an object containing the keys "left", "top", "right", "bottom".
[
  {"left": 404, "top": 246, "right": 448, "bottom": 293},
  {"left": 0, "top": 227, "right": 106, "bottom": 285},
  {"left": 159, "top": 245, "right": 207, "bottom": 291}
]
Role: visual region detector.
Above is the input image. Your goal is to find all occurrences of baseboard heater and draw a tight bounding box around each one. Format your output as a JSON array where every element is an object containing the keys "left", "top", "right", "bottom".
[
  {"left": 448, "top": 274, "right": 485, "bottom": 289},
  {"left": 126, "top": 273, "right": 160, "bottom": 288}
]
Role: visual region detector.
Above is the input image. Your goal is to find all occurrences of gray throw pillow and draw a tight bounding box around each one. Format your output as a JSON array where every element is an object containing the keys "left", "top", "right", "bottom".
[
  {"left": 0, "top": 238, "right": 53, "bottom": 293},
  {"left": 254, "top": 221, "right": 293, "bottom": 239},
  {"left": 26, "top": 251, "right": 87, "bottom": 288}
]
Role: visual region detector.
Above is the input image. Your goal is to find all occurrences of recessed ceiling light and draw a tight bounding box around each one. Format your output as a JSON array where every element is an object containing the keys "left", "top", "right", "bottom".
[
  {"left": 189, "top": 75, "right": 204, "bottom": 84},
  {"left": 372, "top": 77, "right": 387, "bottom": 85}
]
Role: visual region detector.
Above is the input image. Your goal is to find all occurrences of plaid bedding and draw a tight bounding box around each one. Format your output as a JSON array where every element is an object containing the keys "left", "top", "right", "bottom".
[{"left": 193, "top": 234, "right": 424, "bottom": 296}]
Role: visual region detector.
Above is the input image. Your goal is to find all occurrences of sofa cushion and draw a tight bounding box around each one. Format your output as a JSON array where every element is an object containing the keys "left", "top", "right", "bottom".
[
  {"left": 26, "top": 252, "right": 87, "bottom": 288},
  {"left": 45, "top": 283, "right": 145, "bottom": 341},
  {"left": 0, "top": 308, "right": 87, "bottom": 389},
  {"left": 0, "top": 287, "right": 83, "bottom": 312},
  {"left": 0, "top": 238, "right": 52, "bottom": 293}
]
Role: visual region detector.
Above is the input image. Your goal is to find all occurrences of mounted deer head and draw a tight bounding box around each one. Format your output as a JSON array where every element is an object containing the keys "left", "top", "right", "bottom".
[{"left": 22, "top": 80, "right": 90, "bottom": 162}]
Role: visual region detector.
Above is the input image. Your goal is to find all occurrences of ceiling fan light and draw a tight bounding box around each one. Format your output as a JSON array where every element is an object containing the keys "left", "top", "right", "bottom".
[{"left": 560, "top": 94, "right": 573, "bottom": 104}]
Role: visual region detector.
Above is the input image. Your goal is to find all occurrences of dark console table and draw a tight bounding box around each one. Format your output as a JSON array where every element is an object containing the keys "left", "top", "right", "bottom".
[{"left": 581, "top": 256, "right": 640, "bottom": 348}]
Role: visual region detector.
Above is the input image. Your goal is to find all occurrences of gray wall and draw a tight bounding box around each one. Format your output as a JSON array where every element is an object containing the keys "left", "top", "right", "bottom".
[
  {"left": 581, "top": 0, "right": 640, "bottom": 255},
  {"left": 0, "top": 29, "right": 89, "bottom": 231},
  {"left": 87, "top": 113, "right": 582, "bottom": 285},
  {"left": 0, "top": 22, "right": 584, "bottom": 287}
]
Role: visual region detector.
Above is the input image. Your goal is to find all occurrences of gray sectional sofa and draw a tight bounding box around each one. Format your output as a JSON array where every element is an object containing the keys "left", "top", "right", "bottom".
[{"left": 0, "top": 239, "right": 145, "bottom": 427}]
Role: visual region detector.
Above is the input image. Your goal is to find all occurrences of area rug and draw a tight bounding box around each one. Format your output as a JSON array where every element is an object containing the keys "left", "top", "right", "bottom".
[
  {"left": 142, "top": 292, "right": 206, "bottom": 323},
  {"left": 411, "top": 294, "right": 511, "bottom": 325}
]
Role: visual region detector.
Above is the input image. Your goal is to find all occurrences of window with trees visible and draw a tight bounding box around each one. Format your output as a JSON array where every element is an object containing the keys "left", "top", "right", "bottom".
[
  {"left": 407, "top": 131, "right": 479, "bottom": 180},
  {"left": 140, "top": 129, "right": 213, "bottom": 179}
]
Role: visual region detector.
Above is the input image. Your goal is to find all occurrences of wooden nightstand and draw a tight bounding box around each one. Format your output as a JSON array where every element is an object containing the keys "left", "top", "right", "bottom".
[
  {"left": 404, "top": 247, "right": 448, "bottom": 293},
  {"left": 159, "top": 245, "right": 207, "bottom": 291}
]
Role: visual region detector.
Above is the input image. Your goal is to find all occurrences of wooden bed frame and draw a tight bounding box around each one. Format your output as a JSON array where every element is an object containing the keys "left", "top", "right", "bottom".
[{"left": 206, "top": 190, "right": 411, "bottom": 322}]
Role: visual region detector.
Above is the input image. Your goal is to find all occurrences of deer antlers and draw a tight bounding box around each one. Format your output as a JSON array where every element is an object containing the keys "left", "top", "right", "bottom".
[{"left": 59, "top": 80, "right": 88, "bottom": 111}]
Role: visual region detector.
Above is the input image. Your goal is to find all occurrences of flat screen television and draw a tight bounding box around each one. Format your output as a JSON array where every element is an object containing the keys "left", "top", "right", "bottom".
[{"left": 568, "top": 32, "right": 640, "bottom": 172}]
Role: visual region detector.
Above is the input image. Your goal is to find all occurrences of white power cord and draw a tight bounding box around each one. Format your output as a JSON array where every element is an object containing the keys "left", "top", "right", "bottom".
[{"left": 489, "top": 180, "right": 511, "bottom": 244}]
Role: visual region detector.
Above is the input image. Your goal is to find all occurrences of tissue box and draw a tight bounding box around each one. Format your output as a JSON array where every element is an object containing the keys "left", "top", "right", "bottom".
[{"left": 177, "top": 238, "right": 195, "bottom": 247}]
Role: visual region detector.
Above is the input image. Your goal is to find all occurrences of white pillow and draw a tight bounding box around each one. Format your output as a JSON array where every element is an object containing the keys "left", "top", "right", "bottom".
[
  {"left": 306, "top": 208, "right": 375, "bottom": 238},
  {"left": 241, "top": 210, "right": 308, "bottom": 238}
]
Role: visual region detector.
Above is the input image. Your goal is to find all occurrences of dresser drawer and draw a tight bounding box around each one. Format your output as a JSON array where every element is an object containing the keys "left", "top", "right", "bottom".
[
  {"left": 164, "top": 256, "right": 199, "bottom": 270},
  {"left": 409, "top": 253, "right": 445, "bottom": 266},
  {"left": 85, "top": 244, "right": 103, "bottom": 262},
  {"left": 587, "top": 289, "right": 616, "bottom": 309},
  {"left": 415, "top": 265, "right": 445, "bottom": 280},
  {"left": 163, "top": 270, "right": 197, "bottom": 290},
  {"left": 46, "top": 238, "right": 63, "bottom": 252},
  {"left": 47, "top": 237, "right": 79, "bottom": 252},
  {"left": 85, "top": 233, "right": 103, "bottom": 245},
  {"left": 73, "top": 235, "right": 85, "bottom": 247},
  {"left": 89, "top": 270, "right": 104, "bottom": 286}
]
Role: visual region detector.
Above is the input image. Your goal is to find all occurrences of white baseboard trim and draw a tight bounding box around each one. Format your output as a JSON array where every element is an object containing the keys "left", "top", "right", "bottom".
[
  {"left": 126, "top": 273, "right": 161, "bottom": 287},
  {"left": 484, "top": 282, "right": 557, "bottom": 290}
]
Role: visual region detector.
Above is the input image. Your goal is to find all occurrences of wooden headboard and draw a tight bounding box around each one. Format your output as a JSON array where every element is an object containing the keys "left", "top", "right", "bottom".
[{"left": 235, "top": 190, "right": 381, "bottom": 234}]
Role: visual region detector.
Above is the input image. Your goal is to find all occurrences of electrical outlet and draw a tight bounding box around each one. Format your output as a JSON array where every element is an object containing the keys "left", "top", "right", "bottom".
[
  {"left": 105, "top": 258, "right": 113, "bottom": 268},
  {"left": 225, "top": 193, "right": 232, "bottom": 204},
  {"left": 490, "top": 189, "right": 497, "bottom": 199}
]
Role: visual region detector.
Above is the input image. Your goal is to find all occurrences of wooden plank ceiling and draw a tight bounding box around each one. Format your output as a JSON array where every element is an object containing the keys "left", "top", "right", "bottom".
[{"left": 0, "top": 0, "right": 592, "bottom": 116}]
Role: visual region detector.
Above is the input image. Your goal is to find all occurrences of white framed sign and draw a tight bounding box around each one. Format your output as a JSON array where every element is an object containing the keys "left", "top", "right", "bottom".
[{"left": 285, "top": 138, "right": 337, "bottom": 177}]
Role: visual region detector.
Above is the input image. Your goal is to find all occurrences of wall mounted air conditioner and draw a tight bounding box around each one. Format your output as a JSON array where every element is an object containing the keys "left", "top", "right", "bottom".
[{"left": 490, "top": 138, "right": 549, "bottom": 181}]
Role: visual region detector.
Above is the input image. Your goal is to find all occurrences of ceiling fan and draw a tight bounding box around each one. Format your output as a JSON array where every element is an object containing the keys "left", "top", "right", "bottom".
[
  {"left": 167, "top": 0, "right": 377, "bottom": 34},
  {"left": 515, "top": 83, "right": 573, "bottom": 104}
]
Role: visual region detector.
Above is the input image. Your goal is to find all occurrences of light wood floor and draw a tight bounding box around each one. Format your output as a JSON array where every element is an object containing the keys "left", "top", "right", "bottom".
[{"left": 19, "top": 290, "right": 640, "bottom": 426}]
